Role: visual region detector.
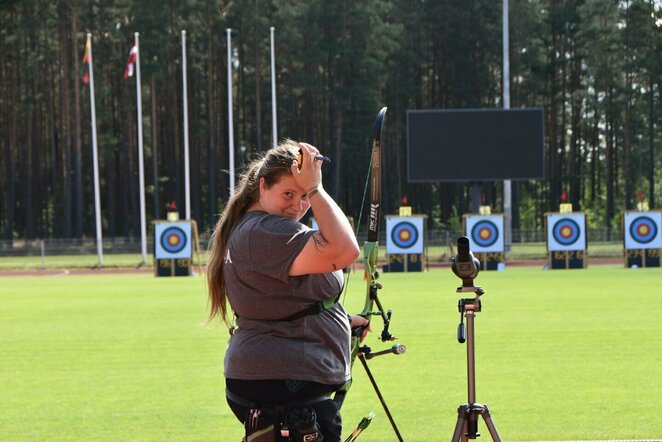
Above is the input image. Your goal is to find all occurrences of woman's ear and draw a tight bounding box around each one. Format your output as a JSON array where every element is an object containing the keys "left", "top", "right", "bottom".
[{"left": 257, "top": 176, "right": 266, "bottom": 196}]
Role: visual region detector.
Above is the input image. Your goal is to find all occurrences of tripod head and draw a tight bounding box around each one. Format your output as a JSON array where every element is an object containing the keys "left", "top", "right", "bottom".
[
  {"left": 451, "top": 236, "right": 482, "bottom": 293},
  {"left": 452, "top": 237, "right": 484, "bottom": 343}
]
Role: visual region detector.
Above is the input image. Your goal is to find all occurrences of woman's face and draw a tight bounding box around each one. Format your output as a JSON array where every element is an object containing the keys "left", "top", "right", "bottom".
[{"left": 259, "top": 174, "right": 311, "bottom": 221}]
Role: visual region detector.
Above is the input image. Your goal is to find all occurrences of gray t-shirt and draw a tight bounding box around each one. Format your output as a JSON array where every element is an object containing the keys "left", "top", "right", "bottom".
[{"left": 223, "top": 211, "right": 351, "bottom": 385}]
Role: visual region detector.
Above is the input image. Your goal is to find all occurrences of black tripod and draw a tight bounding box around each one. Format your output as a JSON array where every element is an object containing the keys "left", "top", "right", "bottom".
[{"left": 452, "top": 285, "right": 501, "bottom": 441}]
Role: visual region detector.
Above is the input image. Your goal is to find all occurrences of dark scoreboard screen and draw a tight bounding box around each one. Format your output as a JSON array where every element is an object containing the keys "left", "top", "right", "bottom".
[{"left": 407, "top": 108, "right": 545, "bottom": 182}]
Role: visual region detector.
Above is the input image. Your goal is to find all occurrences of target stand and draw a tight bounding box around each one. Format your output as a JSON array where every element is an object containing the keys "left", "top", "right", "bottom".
[
  {"left": 153, "top": 220, "right": 201, "bottom": 277},
  {"left": 474, "top": 252, "right": 505, "bottom": 271},
  {"left": 383, "top": 252, "right": 423, "bottom": 272},
  {"left": 548, "top": 250, "right": 586, "bottom": 269},
  {"left": 545, "top": 212, "right": 587, "bottom": 269},
  {"left": 622, "top": 211, "right": 662, "bottom": 268}
]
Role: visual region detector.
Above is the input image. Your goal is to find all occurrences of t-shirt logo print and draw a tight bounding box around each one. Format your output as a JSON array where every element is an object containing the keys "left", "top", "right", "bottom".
[{"left": 224, "top": 249, "right": 232, "bottom": 264}]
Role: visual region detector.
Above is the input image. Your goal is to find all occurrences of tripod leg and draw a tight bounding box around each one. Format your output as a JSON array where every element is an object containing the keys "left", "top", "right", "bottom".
[
  {"left": 453, "top": 404, "right": 502, "bottom": 442},
  {"left": 479, "top": 406, "right": 501, "bottom": 442},
  {"left": 451, "top": 405, "right": 468, "bottom": 442}
]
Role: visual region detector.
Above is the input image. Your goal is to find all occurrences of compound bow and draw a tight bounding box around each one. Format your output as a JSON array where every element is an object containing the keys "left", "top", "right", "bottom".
[{"left": 335, "top": 107, "right": 405, "bottom": 442}]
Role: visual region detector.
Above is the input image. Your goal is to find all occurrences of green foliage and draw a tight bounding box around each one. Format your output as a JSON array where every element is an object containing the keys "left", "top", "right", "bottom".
[{"left": 1, "top": 0, "right": 661, "bottom": 240}]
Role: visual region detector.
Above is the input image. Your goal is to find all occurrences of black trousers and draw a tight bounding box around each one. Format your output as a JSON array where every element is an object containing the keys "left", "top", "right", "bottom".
[{"left": 226, "top": 378, "right": 343, "bottom": 442}]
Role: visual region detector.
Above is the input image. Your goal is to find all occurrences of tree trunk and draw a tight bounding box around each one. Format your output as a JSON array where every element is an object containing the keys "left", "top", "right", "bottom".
[
  {"left": 206, "top": 19, "right": 217, "bottom": 228},
  {"left": 5, "top": 7, "right": 19, "bottom": 244},
  {"left": 648, "top": 76, "right": 656, "bottom": 208},
  {"left": 623, "top": 8, "right": 634, "bottom": 211},
  {"left": 590, "top": 104, "right": 600, "bottom": 202},
  {"left": 0, "top": 28, "right": 6, "bottom": 241},
  {"left": 23, "top": 79, "right": 34, "bottom": 239},
  {"left": 71, "top": 4, "right": 83, "bottom": 238},
  {"left": 4, "top": 7, "right": 18, "bottom": 244},
  {"left": 569, "top": 42, "right": 582, "bottom": 211},
  {"left": 605, "top": 88, "right": 615, "bottom": 238},
  {"left": 547, "top": 2, "right": 561, "bottom": 212},
  {"left": 253, "top": 0, "right": 263, "bottom": 151},
  {"left": 171, "top": 62, "right": 182, "bottom": 212},
  {"left": 58, "top": 0, "right": 72, "bottom": 238},
  {"left": 150, "top": 76, "right": 160, "bottom": 220}
]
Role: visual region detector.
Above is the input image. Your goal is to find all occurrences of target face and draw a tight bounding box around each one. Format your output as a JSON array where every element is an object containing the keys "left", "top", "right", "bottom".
[
  {"left": 391, "top": 221, "right": 419, "bottom": 249},
  {"left": 552, "top": 219, "right": 580, "bottom": 246},
  {"left": 471, "top": 221, "right": 499, "bottom": 248},
  {"left": 624, "top": 212, "right": 662, "bottom": 249},
  {"left": 464, "top": 215, "right": 504, "bottom": 252},
  {"left": 546, "top": 213, "right": 586, "bottom": 251},
  {"left": 629, "top": 216, "right": 657, "bottom": 244},
  {"left": 155, "top": 222, "right": 193, "bottom": 259},
  {"left": 161, "top": 226, "right": 187, "bottom": 253},
  {"left": 386, "top": 216, "right": 425, "bottom": 254}
]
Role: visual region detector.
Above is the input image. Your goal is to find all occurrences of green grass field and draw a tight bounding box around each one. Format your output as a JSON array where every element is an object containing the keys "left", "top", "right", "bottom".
[{"left": 1, "top": 265, "right": 661, "bottom": 441}]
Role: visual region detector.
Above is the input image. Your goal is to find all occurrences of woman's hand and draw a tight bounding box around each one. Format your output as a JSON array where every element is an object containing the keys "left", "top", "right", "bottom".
[
  {"left": 291, "top": 142, "right": 322, "bottom": 194},
  {"left": 349, "top": 315, "right": 371, "bottom": 342}
]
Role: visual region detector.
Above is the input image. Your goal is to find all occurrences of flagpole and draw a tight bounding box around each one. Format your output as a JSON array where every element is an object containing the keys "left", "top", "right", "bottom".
[
  {"left": 502, "top": 0, "right": 512, "bottom": 251},
  {"left": 87, "top": 33, "right": 103, "bottom": 267},
  {"left": 181, "top": 30, "right": 191, "bottom": 220},
  {"left": 270, "top": 26, "right": 277, "bottom": 147},
  {"left": 226, "top": 28, "right": 235, "bottom": 195},
  {"left": 134, "top": 32, "right": 147, "bottom": 264}
]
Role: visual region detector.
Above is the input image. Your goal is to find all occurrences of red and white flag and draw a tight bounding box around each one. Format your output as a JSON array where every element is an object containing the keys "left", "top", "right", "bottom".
[{"left": 123, "top": 44, "right": 137, "bottom": 79}]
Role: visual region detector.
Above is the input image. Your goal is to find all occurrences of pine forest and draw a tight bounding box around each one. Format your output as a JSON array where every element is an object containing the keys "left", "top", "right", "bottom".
[{"left": 1, "top": 0, "right": 661, "bottom": 244}]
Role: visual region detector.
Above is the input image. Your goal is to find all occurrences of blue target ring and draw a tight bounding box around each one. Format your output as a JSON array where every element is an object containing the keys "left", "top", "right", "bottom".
[
  {"left": 629, "top": 216, "right": 657, "bottom": 244},
  {"left": 160, "top": 226, "right": 187, "bottom": 254},
  {"left": 552, "top": 218, "right": 580, "bottom": 246},
  {"left": 470, "top": 220, "right": 499, "bottom": 248},
  {"left": 390, "top": 221, "right": 419, "bottom": 249}
]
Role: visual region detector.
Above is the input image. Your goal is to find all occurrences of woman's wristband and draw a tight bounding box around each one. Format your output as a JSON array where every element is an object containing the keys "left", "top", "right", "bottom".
[{"left": 307, "top": 187, "right": 321, "bottom": 199}]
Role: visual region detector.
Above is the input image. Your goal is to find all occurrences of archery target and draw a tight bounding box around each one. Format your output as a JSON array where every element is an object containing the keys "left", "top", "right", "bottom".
[
  {"left": 553, "top": 219, "right": 580, "bottom": 245},
  {"left": 464, "top": 215, "right": 504, "bottom": 253},
  {"left": 391, "top": 222, "right": 418, "bottom": 248},
  {"left": 386, "top": 216, "right": 424, "bottom": 254},
  {"left": 161, "top": 227, "right": 187, "bottom": 253},
  {"left": 624, "top": 212, "right": 662, "bottom": 249},
  {"left": 155, "top": 221, "right": 193, "bottom": 259},
  {"left": 546, "top": 213, "right": 586, "bottom": 251},
  {"left": 629, "top": 217, "right": 657, "bottom": 243}
]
